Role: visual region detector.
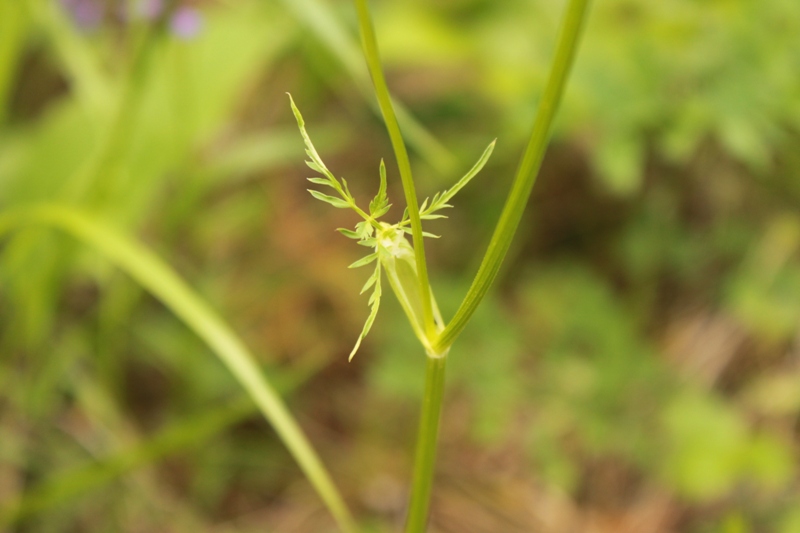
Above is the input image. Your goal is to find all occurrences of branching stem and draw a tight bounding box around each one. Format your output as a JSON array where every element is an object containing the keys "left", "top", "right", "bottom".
[
  {"left": 434, "top": 0, "right": 591, "bottom": 353},
  {"left": 353, "top": 0, "right": 436, "bottom": 339}
]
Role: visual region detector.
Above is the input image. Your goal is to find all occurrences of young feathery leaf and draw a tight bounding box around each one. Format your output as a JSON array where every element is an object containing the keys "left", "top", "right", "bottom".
[
  {"left": 423, "top": 139, "right": 496, "bottom": 216},
  {"left": 349, "top": 252, "right": 379, "bottom": 269},
  {"left": 308, "top": 190, "right": 351, "bottom": 209},
  {"left": 307, "top": 177, "right": 334, "bottom": 187},
  {"left": 349, "top": 262, "right": 382, "bottom": 361},
  {"left": 289, "top": 94, "right": 337, "bottom": 180},
  {"left": 401, "top": 228, "right": 440, "bottom": 239},
  {"left": 369, "top": 159, "right": 389, "bottom": 216},
  {"left": 338, "top": 228, "right": 361, "bottom": 240},
  {"left": 355, "top": 221, "right": 375, "bottom": 240},
  {"left": 419, "top": 197, "right": 429, "bottom": 213},
  {"left": 341, "top": 178, "right": 354, "bottom": 201},
  {"left": 371, "top": 204, "right": 391, "bottom": 219},
  {"left": 361, "top": 267, "right": 379, "bottom": 294},
  {"left": 305, "top": 160, "right": 327, "bottom": 175}
]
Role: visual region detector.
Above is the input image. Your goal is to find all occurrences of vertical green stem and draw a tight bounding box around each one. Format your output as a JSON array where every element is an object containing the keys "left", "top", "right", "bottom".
[
  {"left": 405, "top": 355, "right": 447, "bottom": 533},
  {"left": 353, "top": 0, "right": 435, "bottom": 338},
  {"left": 433, "top": 0, "right": 591, "bottom": 353}
]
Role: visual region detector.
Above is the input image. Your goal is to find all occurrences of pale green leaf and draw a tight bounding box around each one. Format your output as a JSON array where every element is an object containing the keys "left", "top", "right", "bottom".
[
  {"left": 369, "top": 159, "right": 389, "bottom": 216},
  {"left": 288, "top": 94, "right": 340, "bottom": 186},
  {"left": 371, "top": 204, "right": 391, "bottom": 219},
  {"left": 308, "top": 190, "right": 350, "bottom": 209},
  {"left": 337, "top": 228, "right": 360, "bottom": 239},
  {"left": 401, "top": 227, "right": 440, "bottom": 239},
  {"left": 349, "top": 252, "right": 378, "bottom": 269},
  {"left": 361, "top": 268, "right": 378, "bottom": 294},
  {"left": 341, "top": 178, "right": 353, "bottom": 200},
  {"left": 355, "top": 221, "right": 374, "bottom": 240},
  {"left": 424, "top": 139, "right": 495, "bottom": 216},
  {"left": 305, "top": 160, "right": 326, "bottom": 174},
  {"left": 349, "top": 262, "right": 382, "bottom": 361},
  {"left": 307, "top": 177, "right": 333, "bottom": 187}
]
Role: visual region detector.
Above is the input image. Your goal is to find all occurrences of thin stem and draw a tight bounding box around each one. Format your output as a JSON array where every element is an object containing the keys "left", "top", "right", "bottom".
[
  {"left": 405, "top": 356, "right": 447, "bottom": 533},
  {"left": 433, "top": 0, "right": 591, "bottom": 353},
  {"left": 278, "top": 0, "right": 456, "bottom": 174},
  {"left": 353, "top": 0, "right": 435, "bottom": 338}
]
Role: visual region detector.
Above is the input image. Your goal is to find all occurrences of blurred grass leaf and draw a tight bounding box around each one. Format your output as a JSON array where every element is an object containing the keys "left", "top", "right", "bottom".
[{"left": 0, "top": 204, "right": 355, "bottom": 532}]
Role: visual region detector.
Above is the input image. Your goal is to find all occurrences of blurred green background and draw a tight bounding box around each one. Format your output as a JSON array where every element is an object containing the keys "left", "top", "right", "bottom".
[{"left": 2, "top": 0, "right": 800, "bottom": 531}]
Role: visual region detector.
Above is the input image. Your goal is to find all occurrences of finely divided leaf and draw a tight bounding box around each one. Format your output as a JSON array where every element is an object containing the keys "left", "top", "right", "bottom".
[
  {"left": 289, "top": 93, "right": 336, "bottom": 182},
  {"left": 349, "top": 252, "right": 378, "bottom": 269},
  {"left": 355, "top": 221, "right": 374, "bottom": 240},
  {"left": 349, "top": 262, "right": 382, "bottom": 361},
  {"left": 308, "top": 190, "right": 351, "bottom": 209},
  {"left": 305, "top": 160, "right": 327, "bottom": 175},
  {"left": 338, "top": 228, "right": 361, "bottom": 239},
  {"left": 401, "top": 227, "right": 440, "bottom": 239},
  {"left": 369, "top": 159, "right": 389, "bottom": 217},
  {"left": 307, "top": 177, "right": 333, "bottom": 187},
  {"left": 361, "top": 266, "right": 379, "bottom": 293},
  {"left": 423, "top": 139, "right": 496, "bottom": 216},
  {"left": 289, "top": 94, "right": 357, "bottom": 208}
]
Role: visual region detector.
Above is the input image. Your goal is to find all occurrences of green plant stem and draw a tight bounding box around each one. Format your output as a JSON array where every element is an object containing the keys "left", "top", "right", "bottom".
[
  {"left": 277, "top": 0, "right": 456, "bottom": 174},
  {"left": 353, "top": 0, "right": 435, "bottom": 338},
  {"left": 405, "top": 355, "right": 447, "bottom": 533},
  {"left": 0, "top": 204, "right": 357, "bottom": 533},
  {"left": 433, "top": 0, "right": 591, "bottom": 353}
]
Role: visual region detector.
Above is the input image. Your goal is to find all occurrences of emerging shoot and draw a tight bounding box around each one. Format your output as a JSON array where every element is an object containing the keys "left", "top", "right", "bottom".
[{"left": 288, "top": 93, "right": 494, "bottom": 360}]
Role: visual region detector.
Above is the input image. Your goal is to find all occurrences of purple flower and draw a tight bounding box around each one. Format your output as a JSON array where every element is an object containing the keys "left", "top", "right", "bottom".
[
  {"left": 59, "top": 0, "right": 103, "bottom": 31},
  {"left": 169, "top": 7, "right": 203, "bottom": 40},
  {"left": 57, "top": 0, "right": 203, "bottom": 40}
]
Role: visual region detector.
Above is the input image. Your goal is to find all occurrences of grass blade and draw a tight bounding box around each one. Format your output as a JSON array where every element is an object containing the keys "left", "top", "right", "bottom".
[{"left": 0, "top": 204, "right": 357, "bottom": 533}]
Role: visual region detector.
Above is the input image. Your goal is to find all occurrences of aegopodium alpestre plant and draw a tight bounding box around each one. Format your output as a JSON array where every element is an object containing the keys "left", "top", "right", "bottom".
[
  {"left": 290, "top": 0, "right": 590, "bottom": 530},
  {"left": 289, "top": 94, "right": 494, "bottom": 360}
]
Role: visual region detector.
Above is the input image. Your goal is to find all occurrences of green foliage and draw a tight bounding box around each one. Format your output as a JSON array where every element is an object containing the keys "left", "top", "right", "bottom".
[
  {"left": 289, "top": 93, "right": 493, "bottom": 359},
  {"left": 725, "top": 215, "right": 800, "bottom": 342},
  {"left": 661, "top": 392, "right": 793, "bottom": 501},
  {"left": 402, "top": 140, "right": 495, "bottom": 225},
  {"left": 0, "top": 205, "right": 355, "bottom": 532},
  {"left": 373, "top": 0, "right": 800, "bottom": 193},
  {"left": 3, "top": 0, "right": 800, "bottom": 530}
]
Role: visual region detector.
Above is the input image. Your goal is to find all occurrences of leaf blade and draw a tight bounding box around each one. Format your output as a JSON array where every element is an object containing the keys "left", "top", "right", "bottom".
[
  {"left": 308, "top": 190, "right": 351, "bottom": 209},
  {"left": 349, "top": 261, "right": 382, "bottom": 361},
  {"left": 424, "top": 139, "right": 496, "bottom": 216}
]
